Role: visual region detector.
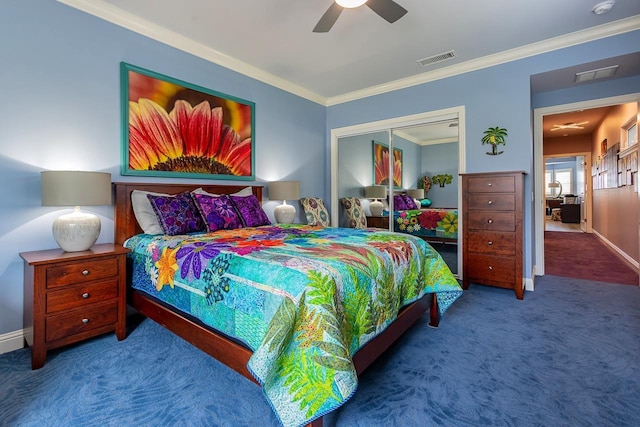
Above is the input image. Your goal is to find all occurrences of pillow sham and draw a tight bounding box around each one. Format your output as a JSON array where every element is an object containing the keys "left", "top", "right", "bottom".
[
  {"left": 231, "top": 194, "right": 270, "bottom": 227},
  {"left": 392, "top": 195, "right": 410, "bottom": 210},
  {"left": 192, "top": 186, "right": 253, "bottom": 197},
  {"left": 300, "top": 197, "right": 330, "bottom": 226},
  {"left": 147, "top": 191, "right": 206, "bottom": 235},
  {"left": 192, "top": 193, "right": 244, "bottom": 231},
  {"left": 131, "top": 190, "right": 168, "bottom": 235},
  {"left": 401, "top": 194, "right": 418, "bottom": 210},
  {"left": 341, "top": 197, "right": 367, "bottom": 229}
]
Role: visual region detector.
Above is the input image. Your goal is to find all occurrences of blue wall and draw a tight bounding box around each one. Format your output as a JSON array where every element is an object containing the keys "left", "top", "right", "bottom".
[{"left": 0, "top": 0, "right": 326, "bottom": 335}]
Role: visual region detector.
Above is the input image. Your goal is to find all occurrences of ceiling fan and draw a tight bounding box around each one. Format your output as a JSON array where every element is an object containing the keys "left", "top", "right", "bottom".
[
  {"left": 313, "top": 0, "right": 407, "bottom": 33},
  {"left": 551, "top": 121, "right": 589, "bottom": 131}
]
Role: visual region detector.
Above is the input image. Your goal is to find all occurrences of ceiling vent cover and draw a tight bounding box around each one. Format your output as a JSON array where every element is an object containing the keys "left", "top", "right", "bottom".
[{"left": 417, "top": 50, "right": 456, "bottom": 67}]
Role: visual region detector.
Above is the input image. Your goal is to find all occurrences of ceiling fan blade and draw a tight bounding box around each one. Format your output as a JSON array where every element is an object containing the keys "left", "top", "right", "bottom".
[
  {"left": 313, "top": 3, "right": 343, "bottom": 33},
  {"left": 366, "top": 0, "right": 408, "bottom": 24}
]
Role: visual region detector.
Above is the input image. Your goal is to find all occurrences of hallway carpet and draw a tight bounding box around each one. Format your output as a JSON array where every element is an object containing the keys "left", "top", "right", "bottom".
[{"left": 545, "top": 231, "right": 638, "bottom": 286}]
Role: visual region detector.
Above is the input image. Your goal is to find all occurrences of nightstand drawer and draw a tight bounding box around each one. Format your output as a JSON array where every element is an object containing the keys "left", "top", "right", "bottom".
[
  {"left": 45, "top": 301, "right": 118, "bottom": 342},
  {"left": 46, "top": 279, "right": 119, "bottom": 314},
  {"left": 466, "top": 254, "right": 515, "bottom": 283},
  {"left": 467, "top": 232, "right": 515, "bottom": 256},
  {"left": 466, "top": 176, "right": 515, "bottom": 193},
  {"left": 468, "top": 193, "right": 515, "bottom": 211},
  {"left": 467, "top": 212, "right": 515, "bottom": 232},
  {"left": 46, "top": 257, "right": 119, "bottom": 288}
]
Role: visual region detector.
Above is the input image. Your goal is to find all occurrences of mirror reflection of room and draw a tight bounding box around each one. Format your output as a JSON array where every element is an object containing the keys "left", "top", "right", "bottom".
[{"left": 545, "top": 156, "right": 583, "bottom": 232}]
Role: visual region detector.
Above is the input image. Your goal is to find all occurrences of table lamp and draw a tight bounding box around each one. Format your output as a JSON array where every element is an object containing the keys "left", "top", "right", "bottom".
[
  {"left": 269, "top": 181, "right": 300, "bottom": 224},
  {"left": 365, "top": 185, "right": 387, "bottom": 216},
  {"left": 41, "top": 171, "right": 112, "bottom": 252}
]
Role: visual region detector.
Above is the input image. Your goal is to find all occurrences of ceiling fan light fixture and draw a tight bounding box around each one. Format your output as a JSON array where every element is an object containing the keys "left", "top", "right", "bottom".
[
  {"left": 336, "top": 0, "right": 367, "bottom": 8},
  {"left": 592, "top": 0, "right": 615, "bottom": 15}
]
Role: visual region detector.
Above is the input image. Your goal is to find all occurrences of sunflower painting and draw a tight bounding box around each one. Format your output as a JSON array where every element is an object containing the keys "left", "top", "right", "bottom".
[
  {"left": 372, "top": 140, "right": 402, "bottom": 188},
  {"left": 121, "top": 63, "right": 254, "bottom": 179}
]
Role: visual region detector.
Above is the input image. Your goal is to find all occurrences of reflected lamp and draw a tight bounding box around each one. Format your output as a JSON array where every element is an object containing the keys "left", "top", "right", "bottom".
[
  {"left": 548, "top": 181, "right": 562, "bottom": 199},
  {"left": 269, "top": 181, "right": 300, "bottom": 224},
  {"left": 365, "top": 185, "right": 387, "bottom": 216},
  {"left": 41, "top": 171, "right": 111, "bottom": 252}
]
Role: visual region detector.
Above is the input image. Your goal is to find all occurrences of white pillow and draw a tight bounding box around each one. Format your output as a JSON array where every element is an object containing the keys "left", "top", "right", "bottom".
[
  {"left": 191, "top": 186, "right": 253, "bottom": 197},
  {"left": 131, "top": 190, "right": 168, "bottom": 235}
]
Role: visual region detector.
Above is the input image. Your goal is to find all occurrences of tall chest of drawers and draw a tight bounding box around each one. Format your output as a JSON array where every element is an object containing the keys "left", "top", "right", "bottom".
[
  {"left": 20, "top": 243, "right": 130, "bottom": 369},
  {"left": 461, "top": 171, "right": 526, "bottom": 299}
]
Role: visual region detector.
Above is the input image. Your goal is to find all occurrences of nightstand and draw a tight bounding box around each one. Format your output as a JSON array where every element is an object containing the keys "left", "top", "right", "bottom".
[
  {"left": 366, "top": 215, "right": 389, "bottom": 229},
  {"left": 20, "top": 243, "right": 130, "bottom": 369}
]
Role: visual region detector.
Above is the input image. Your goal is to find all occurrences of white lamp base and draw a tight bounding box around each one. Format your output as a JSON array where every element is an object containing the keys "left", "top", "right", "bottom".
[
  {"left": 52, "top": 207, "right": 101, "bottom": 252},
  {"left": 274, "top": 202, "right": 296, "bottom": 224},
  {"left": 369, "top": 200, "right": 383, "bottom": 217}
]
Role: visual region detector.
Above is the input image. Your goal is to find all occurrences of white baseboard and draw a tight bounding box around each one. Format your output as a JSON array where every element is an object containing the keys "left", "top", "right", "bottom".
[
  {"left": 592, "top": 230, "right": 640, "bottom": 269},
  {"left": 0, "top": 329, "right": 26, "bottom": 355}
]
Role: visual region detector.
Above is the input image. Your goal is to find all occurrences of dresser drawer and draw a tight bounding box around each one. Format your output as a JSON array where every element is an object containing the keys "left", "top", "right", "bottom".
[
  {"left": 46, "top": 279, "right": 119, "bottom": 314},
  {"left": 467, "top": 212, "right": 515, "bottom": 232},
  {"left": 46, "top": 257, "right": 118, "bottom": 288},
  {"left": 468, "top": 193, "right": 515, "bottom": 211},
  {"left": 45, "top": 301, "right": 118, "bottom": 342},
  {"left": 466, "top": 254, "right": 515, "bottom": 283},
  {"left": 466, "top": 175, "right": 515, "bottom": 193},
  {"left": 467, "top": 232, "right": 515, "bottom": 256}
]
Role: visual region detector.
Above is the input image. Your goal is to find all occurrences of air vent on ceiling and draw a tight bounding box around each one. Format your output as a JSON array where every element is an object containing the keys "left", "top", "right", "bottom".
[
  {"left": 417, "top": 50, "right": 456, "bottom": 67},
  {"left": 574, "top": 65, "right": 619, "bottom": 83}
]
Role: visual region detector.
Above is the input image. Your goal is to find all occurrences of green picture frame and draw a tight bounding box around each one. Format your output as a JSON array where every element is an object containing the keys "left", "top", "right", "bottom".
[
  {"left": 372, "top": 140, "right": 402, "bottom": 188},
  {"left": 120, "top": 62, "right": 255, "bottom": 180}
]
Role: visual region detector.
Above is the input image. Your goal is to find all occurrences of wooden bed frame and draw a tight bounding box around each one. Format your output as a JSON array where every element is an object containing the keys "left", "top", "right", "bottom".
[{"left": 113, "top": 182, "right": 439, "bottom": 427}]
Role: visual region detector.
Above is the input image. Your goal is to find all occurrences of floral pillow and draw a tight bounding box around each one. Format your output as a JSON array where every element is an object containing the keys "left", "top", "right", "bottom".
[
  {"left": 300, "top": 197, "right": 330, "bottom": 226},
  {"left": 401, "top": 194, "right": 418, "bottom": 210},
  {"left": 341, "top": 197, "right": 367, "bottom": 229},
  {"left": 392, "top": 194, "right": 417, "bottom": 210},
  {"left": 192, "top": 193, "right": 244, "bottom": 231},
  {"left": 147, "top": 191, "right": 205, "bottom": 235},
  {"left": 231, "top": 194, "right": 271, "bottom": 227}
]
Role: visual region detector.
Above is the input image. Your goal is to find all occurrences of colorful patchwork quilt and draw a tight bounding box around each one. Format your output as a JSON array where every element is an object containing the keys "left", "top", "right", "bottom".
[
  {"left": 390, "top": 208, "right": 458, "bottom": 240},
  {"left": 125, "top": 224, "right": 462, "bottom": 426}
]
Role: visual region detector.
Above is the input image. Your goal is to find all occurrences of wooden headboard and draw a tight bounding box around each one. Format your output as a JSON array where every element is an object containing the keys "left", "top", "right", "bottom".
[{"left": 113, "top": 182, "right": 263, "bottom": 245}]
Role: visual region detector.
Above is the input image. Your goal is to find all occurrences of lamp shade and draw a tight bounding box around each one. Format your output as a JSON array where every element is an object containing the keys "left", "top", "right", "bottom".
[
  {"left": 547, "top": 182, "right": 560, "bottom": 188},
  {"left": 364, "top": 185, "right": 387, "bottom": 200},
  {"left": 41, "top": 171, "right": 111, "bottom": 206},
  {"left": 406, "top": 188, "right": 425, "bottom": 199},
  {"left": 41, "top": 171, "right": 111, "bottom": 252},
  {"left": 268, "top": 181, "right": 300, "bottom": 201}
]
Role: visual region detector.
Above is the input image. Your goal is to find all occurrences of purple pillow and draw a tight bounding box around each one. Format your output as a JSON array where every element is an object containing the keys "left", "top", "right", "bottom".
[
  {"left": 192, "top": 193, "right": 243, "bottom": 231},
  {"left": 231, "top": 194, "right": 270, "bottom": 227},
  {"left": 401, "top": 194, "right": 417, "bottom": 210},
  {"left": 393, "top": 195, "right": 409, "bottom": 210},
  {"left": 147, "top": 192, "right": 205, "bottom": 235}
]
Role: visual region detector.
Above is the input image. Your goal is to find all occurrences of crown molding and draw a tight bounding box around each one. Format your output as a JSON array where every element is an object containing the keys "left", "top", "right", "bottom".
[
  {"left": 58, "top": 1, "right": 639, "bottom": 108},
  {"left": 57, "top": 0, "right": 326, "bottom": 105},
  {"left": 326, "top": 15, "right": 640, "bottom": 105}
]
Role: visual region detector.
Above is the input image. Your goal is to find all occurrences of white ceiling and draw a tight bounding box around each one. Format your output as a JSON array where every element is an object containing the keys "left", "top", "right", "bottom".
[{"left": 60, "top": 0, "right": 640, "bottom": 106}]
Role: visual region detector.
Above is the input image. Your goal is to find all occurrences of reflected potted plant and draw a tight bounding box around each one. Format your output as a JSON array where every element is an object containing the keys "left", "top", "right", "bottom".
[
  {"left": 481, "top": 126, "right": 508, "bottom": 155},
  {"left": 432, "top": 173, "right": 453, "bottom": 187}
]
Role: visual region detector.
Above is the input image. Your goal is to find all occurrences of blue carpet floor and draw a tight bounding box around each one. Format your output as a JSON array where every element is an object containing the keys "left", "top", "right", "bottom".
[{"left": 1, "top": 275, "right": 639, "bottom": 426}]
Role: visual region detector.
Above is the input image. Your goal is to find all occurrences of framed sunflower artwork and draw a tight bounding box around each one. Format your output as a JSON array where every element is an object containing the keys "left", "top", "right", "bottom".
[
  {"left": 372, "top": 140, "right": 402, "bottom": 188},
  {"left": 120, "top": 62, "right": 255, "bottom": 180}
]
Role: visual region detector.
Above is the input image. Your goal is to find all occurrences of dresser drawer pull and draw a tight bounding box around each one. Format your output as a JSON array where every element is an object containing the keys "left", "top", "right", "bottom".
[
  {"left": 82, "top": 318, "right": 90, "bottom": 324},
  {"left": 487, "top": 219, "right": 493, "bottom": 224},
  {"left": 82, "top": 270, "right": 90, "bottom": 276},
  {"left": 488, "top": 266, "right": 493, "bottom": 271},
  {"left": 487, "top": 241, "right": 493, "bottom": 246},
  {"left": 488, "top": 200, "right": 494, "bottom": 205},
  {"left": 82, "top": 293, "right": 90, "bottom": 299}
]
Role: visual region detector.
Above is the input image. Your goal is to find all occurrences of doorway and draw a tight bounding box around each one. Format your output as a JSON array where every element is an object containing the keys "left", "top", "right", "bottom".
[{"left": 534, "top": 93, "right": 640, "bottom": 279}]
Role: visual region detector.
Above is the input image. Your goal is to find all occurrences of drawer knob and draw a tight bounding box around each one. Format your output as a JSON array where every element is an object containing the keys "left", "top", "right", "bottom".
[
  {"left": 488, "top": 200, "right": 494, "bottom": 205},
  {"left": 82, "top": 270, "right": 90, "bottom": 276},
  {"left": 487, "top": 241, "right": 493, "bottom": 246},
  {"left": 82, "top": 318, "right": 90, "bottom": 324},
  {"left": 487, "top": 219, "right": 493, "bottom": 224},
  {"left": 488, "top": 266, "right": 493, "bottom": 271},
  {"left": 487, "top": 183, "right": 493, "bottom": 187},
  {"left": 82, "top": 293, "right": 90, "bottom": 299}
]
